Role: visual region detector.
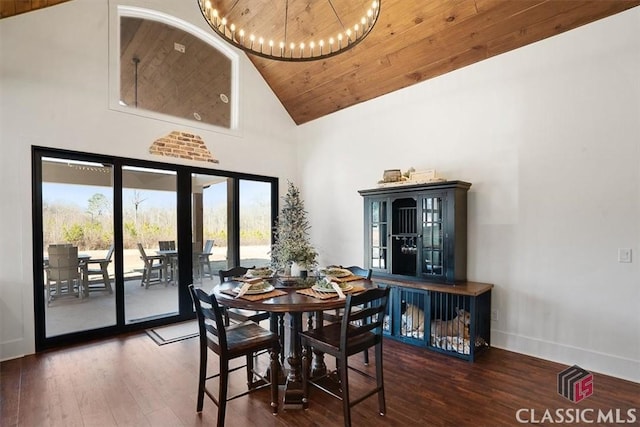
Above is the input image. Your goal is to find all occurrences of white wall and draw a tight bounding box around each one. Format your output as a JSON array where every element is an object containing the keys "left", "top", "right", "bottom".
[
  {"left": 298, "top": 8, "right": 640, "bottom": 382},
  {"left": 0, "top": 0, "right": 298, "bottom": 360}
]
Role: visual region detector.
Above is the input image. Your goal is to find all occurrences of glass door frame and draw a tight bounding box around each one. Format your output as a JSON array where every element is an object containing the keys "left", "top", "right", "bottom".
[
  {"left": 417, "top": 191, "right": 447, "bottom": 281},
  {"left": 365, "top": 196, "right": 390, "bottom": 274},
  {"left": 32, "top": 146, "right": 278, "bottom": 351}
]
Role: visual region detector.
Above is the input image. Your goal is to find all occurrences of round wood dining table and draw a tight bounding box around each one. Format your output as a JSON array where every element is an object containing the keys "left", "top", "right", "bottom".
[{"left": 213, "top": 278, "right": 376, "bottom": 408}]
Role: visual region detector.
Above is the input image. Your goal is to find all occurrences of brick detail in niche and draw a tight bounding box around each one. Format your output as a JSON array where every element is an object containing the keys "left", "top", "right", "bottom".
[{"left": 149, "top": 131, "right": 219, "bottom": 163}]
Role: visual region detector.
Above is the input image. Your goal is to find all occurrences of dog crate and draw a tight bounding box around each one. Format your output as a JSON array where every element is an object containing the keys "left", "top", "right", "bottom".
[
  {"left": 375, "top": 278, "right": 492, "bottom": 361},
  {"left": 428, "top": 290, "right": 490, "bottom": 360}
]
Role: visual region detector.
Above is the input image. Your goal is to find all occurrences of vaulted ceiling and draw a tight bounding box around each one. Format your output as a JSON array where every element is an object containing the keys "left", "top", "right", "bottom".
[
  {"left": 0, "top": 0, "right": 71, "bottom": 18},
  {"left": 2, "top": 0, "right": 639, "bottom": 125}
]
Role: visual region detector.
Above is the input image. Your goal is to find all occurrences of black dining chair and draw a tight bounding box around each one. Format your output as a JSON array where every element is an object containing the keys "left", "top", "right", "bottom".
[
  {"left": 189, "top": 285, "right": 280, "bottom": 427},
  {"left": 343, "top": 266, "right": 373, "bottom": 280},
  {"left": 300, "top": 286, "right": 391, "bottom": 427},
  {"left": 218, "top": 266, "right": 271, "bottom": 325},
  {"left": 322, "top": 266, "right": 372, "bottom": 319},
  {"left": 218, "top": 266, "right": 283, "bottom": 363},
  {"left": 322, "top": 265, "right": 373, "bottom": 364}
]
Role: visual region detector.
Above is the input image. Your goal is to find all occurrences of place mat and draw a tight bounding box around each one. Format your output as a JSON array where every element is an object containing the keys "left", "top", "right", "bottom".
[
  {"left": 220, "top": 288, "right": 287, "bottom": 301},
  {"left": 296, "top": 285, "right": 367, "bottom": 300},
  {"left": 232, "top": 276, "right": 270, "bottom": 282},
  {"left": 296, "top": 287, "right": 338, "bottom": 299}
]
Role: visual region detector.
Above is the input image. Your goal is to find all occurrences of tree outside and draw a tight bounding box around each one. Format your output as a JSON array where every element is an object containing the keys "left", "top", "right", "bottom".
[{"left": 42, "top": 185, "right": 271, "bottom": 251}]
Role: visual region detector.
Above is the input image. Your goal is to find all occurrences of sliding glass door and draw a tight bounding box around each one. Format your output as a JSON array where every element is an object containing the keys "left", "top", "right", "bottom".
[
  {"left": 122, "top": 166, "right": 179, "bottom": 324},
  {"left": 41, "top": 157, "right": 116, "bottom": 337},
  {"left": 33, "top": 147, "right": 278, "bottom": 351},
  {"left": 192, "top": 173, "right": 228, "bottom": 293}
]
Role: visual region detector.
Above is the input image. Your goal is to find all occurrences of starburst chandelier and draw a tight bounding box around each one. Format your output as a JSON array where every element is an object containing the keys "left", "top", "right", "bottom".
[{"left": 198, "top": 0, "right": 380, "bottom": 62}]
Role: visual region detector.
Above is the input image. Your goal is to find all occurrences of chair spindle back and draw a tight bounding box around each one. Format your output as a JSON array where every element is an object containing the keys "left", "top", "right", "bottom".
[
  {"left": 189, "top": 285, "right": 227, "bottom": 351},
  {"left": 341, "top": 287, "right": 390, "bottom": 348}
]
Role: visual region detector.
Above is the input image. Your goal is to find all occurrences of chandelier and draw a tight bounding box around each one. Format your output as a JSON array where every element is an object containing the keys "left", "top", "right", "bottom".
[{"left": 198, "top": 0, "right": 380, "bottom": 62}]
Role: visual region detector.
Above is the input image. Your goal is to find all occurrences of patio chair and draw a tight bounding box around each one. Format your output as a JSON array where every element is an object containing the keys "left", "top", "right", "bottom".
[
  {"left": 159, "top": 240, "right": 176, "bottom": 250},
  {"left": 301, "top": 286, "right": 390, "bottom": 427},
  {"left": 198, "top": 239, "right": 214, "bottom": 278},
  {"left": 189, "top": 285, "right": 280, "bottom": 427},
  {"left": 45, "top": 245, "right": 83, "bottom": 305},
  {"left": 137, "top": 243, "right": 167, "bottom": 288},
  {"left": 85, "top": 244, "right": 114, "bottom": 294}
]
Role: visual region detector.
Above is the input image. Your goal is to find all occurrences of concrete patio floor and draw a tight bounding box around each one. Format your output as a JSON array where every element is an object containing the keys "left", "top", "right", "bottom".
[{"left": 44, "top": 246, "right": 270, "bottom": 337}]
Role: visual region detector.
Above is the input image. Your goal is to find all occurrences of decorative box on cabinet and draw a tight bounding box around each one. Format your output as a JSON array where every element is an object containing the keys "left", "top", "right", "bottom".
[
  {"left": 376, "top": 278, "right": 492, "bottom": 361},
  {"left": 359, "top": 181, "right": 471, "bottom": 284}
]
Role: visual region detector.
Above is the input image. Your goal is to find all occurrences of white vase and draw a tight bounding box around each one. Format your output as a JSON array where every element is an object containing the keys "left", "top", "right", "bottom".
[
  {"left": 283, "top": 264, "right": 292, "bottom": 277},
  {"left": 290, "top": 261, "right": 301, "bottom": 277}
]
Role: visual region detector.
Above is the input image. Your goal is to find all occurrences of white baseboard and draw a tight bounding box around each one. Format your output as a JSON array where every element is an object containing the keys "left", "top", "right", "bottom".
[
  {"left": 491, "top": 329, "right": 640, "bottom": 383},
  {"left": 0, "top": 338, "right": 29, "bottom": 363}
]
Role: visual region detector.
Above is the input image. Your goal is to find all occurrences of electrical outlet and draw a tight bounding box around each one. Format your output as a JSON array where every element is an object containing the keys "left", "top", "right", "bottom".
[
  {"left": 491, "top": 309, "right": 499, "bottom": 322},
  {"left": 618, "top": 248, "right": 632, "bottom": 263}
]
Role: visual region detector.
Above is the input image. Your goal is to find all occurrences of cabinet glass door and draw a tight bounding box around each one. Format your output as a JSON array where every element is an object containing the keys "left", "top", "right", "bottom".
[
  {"left": 421, "top": 195, "right": 444, "bottom": 279},
  {"left": 369, "top": 199, "right": 388, "bottom": 271}
]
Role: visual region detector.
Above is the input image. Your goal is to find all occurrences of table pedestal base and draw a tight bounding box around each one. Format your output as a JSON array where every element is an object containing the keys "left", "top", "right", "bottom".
[
  {"left": 282, "top": 378, "right": 305, "bottom": 409},
  {"left": 282, "top": 312, "right": 305, "bottom": 409}
]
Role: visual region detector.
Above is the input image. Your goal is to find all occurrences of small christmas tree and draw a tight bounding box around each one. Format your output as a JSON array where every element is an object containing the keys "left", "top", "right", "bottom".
[{"left": 270, "top": 182, "right": 318, "bottom": 274}]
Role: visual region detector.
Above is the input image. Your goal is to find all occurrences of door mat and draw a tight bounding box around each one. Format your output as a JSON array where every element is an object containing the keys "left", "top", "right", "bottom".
[{"left": 146, "top": 321, "right": 199, "bottom": 346}]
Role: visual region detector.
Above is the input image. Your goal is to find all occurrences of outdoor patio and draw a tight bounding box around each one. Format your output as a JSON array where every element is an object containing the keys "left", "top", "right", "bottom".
[{"left": 44, "top": 246, "right": 270, "bottom": 337}]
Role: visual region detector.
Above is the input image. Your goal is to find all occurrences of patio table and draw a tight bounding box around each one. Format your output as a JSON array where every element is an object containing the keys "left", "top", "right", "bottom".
[
  {"left": 156, "top": 249, "right": 178, "bottom": 282},
  {"left": 156, "top": 249, "right": 206, "bottom": 283}
]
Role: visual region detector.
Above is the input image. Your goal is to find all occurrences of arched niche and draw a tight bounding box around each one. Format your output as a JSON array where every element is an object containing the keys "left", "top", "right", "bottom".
[{"left": 109, "top": 5, "right": 239, "bottom": 133}]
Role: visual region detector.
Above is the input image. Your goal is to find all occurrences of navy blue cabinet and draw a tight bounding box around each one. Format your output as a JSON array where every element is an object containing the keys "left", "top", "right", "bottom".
[{"left": 360, "top": 181, "right": 471, "bottom": 284}]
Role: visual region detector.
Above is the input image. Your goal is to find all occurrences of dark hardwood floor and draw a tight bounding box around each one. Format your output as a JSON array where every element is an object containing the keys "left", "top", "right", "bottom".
[{"left": 2, "top": 329, "right": 638, "bottom": 426}]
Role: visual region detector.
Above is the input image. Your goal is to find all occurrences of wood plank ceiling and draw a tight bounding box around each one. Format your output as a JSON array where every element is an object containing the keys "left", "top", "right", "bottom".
[
  {"left": 2, "top": 0, "right": 639, "bottom": 125},
  {"left": 0, "top": 0, "right": 71, "bottom": 18},
  {"left": 119, "top": 17, "right": 233, "bottom": 129}
]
